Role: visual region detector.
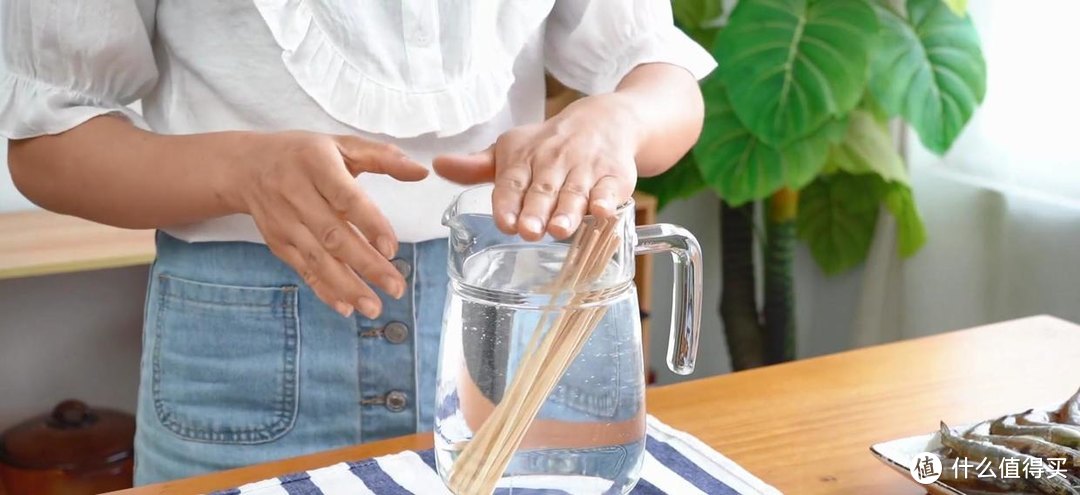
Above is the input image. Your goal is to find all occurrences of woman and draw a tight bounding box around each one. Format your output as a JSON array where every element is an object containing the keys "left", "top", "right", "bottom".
[{"left": 0, "top": 0, "right": 714, "bottom": 485}]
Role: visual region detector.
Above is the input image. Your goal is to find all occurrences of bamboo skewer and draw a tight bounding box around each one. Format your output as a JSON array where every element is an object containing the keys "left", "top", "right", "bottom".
[
  {"left": 448, "top": 229, "right": 593, "bottom": 482},
  {"left": 448, "top": 218, "right": 621, "bottom": 494},
  {"left": 475, "top": 225, "right": 618, "bottom": 472}
]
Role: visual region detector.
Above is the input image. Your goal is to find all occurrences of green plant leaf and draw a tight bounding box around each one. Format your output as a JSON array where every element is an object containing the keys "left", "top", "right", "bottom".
[
  {"left": 826, "top": 110, "right": 909, "bottom": 184},
  {"left": 693, "top": 80, "right": 842, "bottom": 205},
  {"left": 716, "top": 0, "right": 878, "bottom": 146},
  {"left": 884, "top": 183, "right": 927, "bottom": 256},
  {"left": 673, "top": 0, "right": 724, "bottom": 48},
  {"left": 820, "top": 114, "right": 851, "bottom": 144},
  {"left": 869, "top": 0, "right": 986, "bottom": 154},
  {"left": 941, "top": 0, "right": 967, "bottom": 16},
  {"left": 797, "top": 172, "right": 889, "bottom": 274},
  {"left": 636, "top": 153, "right": 707, "bottom": 210},
  {"left": 859, "top": 89, "right": 890, "bottom": 122}
]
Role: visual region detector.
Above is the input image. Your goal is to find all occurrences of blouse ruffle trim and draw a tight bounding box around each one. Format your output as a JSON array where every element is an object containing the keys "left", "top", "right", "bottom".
[{"left": 253, "top": 0, "right": 517, "bottom": 139}]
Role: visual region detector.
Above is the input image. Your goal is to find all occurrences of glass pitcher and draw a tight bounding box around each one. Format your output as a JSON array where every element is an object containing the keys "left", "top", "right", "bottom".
[{"left": 435, "top": 184, "right": 702, "bottom": 494}]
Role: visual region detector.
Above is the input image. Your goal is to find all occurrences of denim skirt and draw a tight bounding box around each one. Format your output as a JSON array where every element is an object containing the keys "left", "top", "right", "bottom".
[{"left": 134, "top": 232, "right": 448, "bottom": 485}]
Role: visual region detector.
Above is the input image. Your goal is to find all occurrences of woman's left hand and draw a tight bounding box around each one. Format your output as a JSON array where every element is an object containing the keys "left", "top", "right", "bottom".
[{"left": 433, "top": 93, "right": 641, "bottom": 241}]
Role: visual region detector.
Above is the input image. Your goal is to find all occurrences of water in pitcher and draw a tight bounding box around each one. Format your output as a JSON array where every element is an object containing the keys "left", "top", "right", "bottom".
[{"left": 435, "top": 242, "right": 648, "bottom": 494}]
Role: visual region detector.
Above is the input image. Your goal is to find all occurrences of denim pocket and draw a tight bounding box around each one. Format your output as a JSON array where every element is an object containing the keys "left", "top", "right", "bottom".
[
  {"left": 543, "top": 313, "right": 638, "bottom": 421},
  {"left": 151, "top": 273, "right": 300, "bottom": 444}
]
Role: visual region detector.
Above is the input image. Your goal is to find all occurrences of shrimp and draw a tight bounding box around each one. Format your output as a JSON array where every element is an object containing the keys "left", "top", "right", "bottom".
[
  {"left": 969, "top": 433, "right": 1080, "bottom": 474},
  {"left": 940, "top": 422, "right": 1080, "bottom": 495},
  {"left": 992, "top": 414, "right": 1080, "bottom": 449},
  {"left": 1019, "top": 409, "right": 1080, "bottom": 432},
  {"left": 1060, "top": 388, "right": 1080, "bottom": 426}
]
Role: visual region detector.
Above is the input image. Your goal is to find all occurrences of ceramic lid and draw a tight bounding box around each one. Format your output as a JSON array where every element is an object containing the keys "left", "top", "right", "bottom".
[{"left": 0, "top": 400, "right": 135, "bottom": 470}]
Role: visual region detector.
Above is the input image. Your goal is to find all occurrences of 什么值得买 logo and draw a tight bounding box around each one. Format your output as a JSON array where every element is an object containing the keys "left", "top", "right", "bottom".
[
  {"left": 910, "top": 452, "right": 942, "bottom": 484},
  {"left": 910, "top": 451, "right": 1071, "bottom": 485}
]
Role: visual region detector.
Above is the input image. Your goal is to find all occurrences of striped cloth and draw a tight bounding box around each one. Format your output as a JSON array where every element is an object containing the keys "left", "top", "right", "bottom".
[{"left": 210, "top": 416, "right": 780, "bottom": 495}]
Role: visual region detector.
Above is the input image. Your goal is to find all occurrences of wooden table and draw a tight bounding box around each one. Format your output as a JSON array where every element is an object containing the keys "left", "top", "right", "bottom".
[{"left": 108, "top": 315, "right": 1080, "bottom": 495}]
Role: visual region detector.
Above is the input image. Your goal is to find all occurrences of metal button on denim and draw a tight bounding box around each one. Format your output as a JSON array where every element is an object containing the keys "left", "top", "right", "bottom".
[
  {"left": 383, "top": 321, "right": 409, "bottom": 344},
  {"left": 385, "top": 391, "right": 408, "bottom": 412},
  {"left": 391, "top": 258, "right": 412, "bottom": 279}
]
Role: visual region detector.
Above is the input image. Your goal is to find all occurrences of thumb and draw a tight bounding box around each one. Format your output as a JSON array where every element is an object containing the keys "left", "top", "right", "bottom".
[
  {"left": 433, "top": 146, "right": 495, "bottom": 185},
  {"left": 333, "top": 135, "right": 429, "bottom": 181}
]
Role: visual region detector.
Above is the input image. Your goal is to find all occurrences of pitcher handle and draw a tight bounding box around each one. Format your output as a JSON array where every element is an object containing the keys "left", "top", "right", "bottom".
[{"left": 634, "top": 224, "right": 703, "bottom": 375}]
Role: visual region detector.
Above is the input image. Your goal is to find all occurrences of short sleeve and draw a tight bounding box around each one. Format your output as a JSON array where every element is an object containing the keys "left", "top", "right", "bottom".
[
  {"left": 544, "top": 0, "right": 717, "bottom": 96},
  {"left": 0, "top": 0, "right": 158, "bottom": 139}
]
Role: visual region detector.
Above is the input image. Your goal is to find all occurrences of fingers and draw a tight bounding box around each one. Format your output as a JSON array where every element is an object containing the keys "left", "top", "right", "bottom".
[
  {"left": 432, "top": 147, "right": 495, "bottom": 185},
  {"left": 485, "top": 140, "right": 633, "bottom": 238},
  {"left": 589, "top": 174, "right": 630, "bottom": 218},
  {"left": 289, "top": 181, "right": 406, "bottom": 300},
  {"left": 255, "top": 207, "right": 381, "bottom": 319},
  {"left": 334, "top": 135, "right": 429, "bottom": 181},
  {"left": 517, "top": 150, "right": 569, "bottom": 241},
  {"left": 249, "top": 132, "right": 423, "bottom": 320},
  {"left": 311, "top": 158, "right": 401, "bottom": 259},
  {"left": 437, "top": 142, "right": 534, "bottom": 236},
  {"left": 289, "top": 225, "right": 384, "bottom": 319},
  {"left": 491, "top": 160, "right": 531, "bottom": 235},
  {"left": 274, "top": 243, "right": 366, "bottom": 318},
  {"left": 548, "top": 165, "right": 593, "bottom": 239}
]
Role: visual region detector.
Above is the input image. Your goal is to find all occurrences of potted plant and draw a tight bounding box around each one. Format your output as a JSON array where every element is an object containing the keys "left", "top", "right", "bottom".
[{"left": 637, "top": 0, "right": 987, "bottom": 369}]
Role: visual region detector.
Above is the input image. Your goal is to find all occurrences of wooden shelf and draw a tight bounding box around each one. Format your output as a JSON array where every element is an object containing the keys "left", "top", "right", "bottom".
[
  {"left": 0, "top": 210, "right": 155, "bottom": 281},
  {"left": 0, "top": 194, "right": 658, "bottom": 282}
]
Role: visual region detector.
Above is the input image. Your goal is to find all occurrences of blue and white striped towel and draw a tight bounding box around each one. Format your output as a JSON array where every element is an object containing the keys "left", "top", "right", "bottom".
[{"left": 210, "top": 416, "right": 780, "bottom": 495}]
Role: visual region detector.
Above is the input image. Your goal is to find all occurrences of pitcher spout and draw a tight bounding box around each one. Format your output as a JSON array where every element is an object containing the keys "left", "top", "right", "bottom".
[{"left": 441, "top": 200, "right": 459, "bottom": 229}]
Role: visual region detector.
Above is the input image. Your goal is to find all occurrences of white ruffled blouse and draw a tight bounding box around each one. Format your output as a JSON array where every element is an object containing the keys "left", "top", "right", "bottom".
[{"left": 0, "top": 0, "right": 715, "bottom": 243}]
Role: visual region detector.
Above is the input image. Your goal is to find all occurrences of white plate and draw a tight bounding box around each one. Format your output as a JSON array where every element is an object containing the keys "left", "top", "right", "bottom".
[
  {"left": 870, "top": 429, "right": 967, "bottom": 495},
  {"left": 871, "top": 403, "right": 1069, "bottom": 494}
]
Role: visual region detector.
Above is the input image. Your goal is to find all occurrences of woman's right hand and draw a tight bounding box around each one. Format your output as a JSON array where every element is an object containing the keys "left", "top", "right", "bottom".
[{"left": 228, "top": 131, "right": 429, "bottom": 319}]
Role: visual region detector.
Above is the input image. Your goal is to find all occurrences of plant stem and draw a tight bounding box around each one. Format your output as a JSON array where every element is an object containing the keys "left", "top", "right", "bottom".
[
  {"left": 764, "top": 189, "right": 798, "bottom": 364},
  {"left": 720, "top": 200, "right": 765, "bottom": 370}
]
